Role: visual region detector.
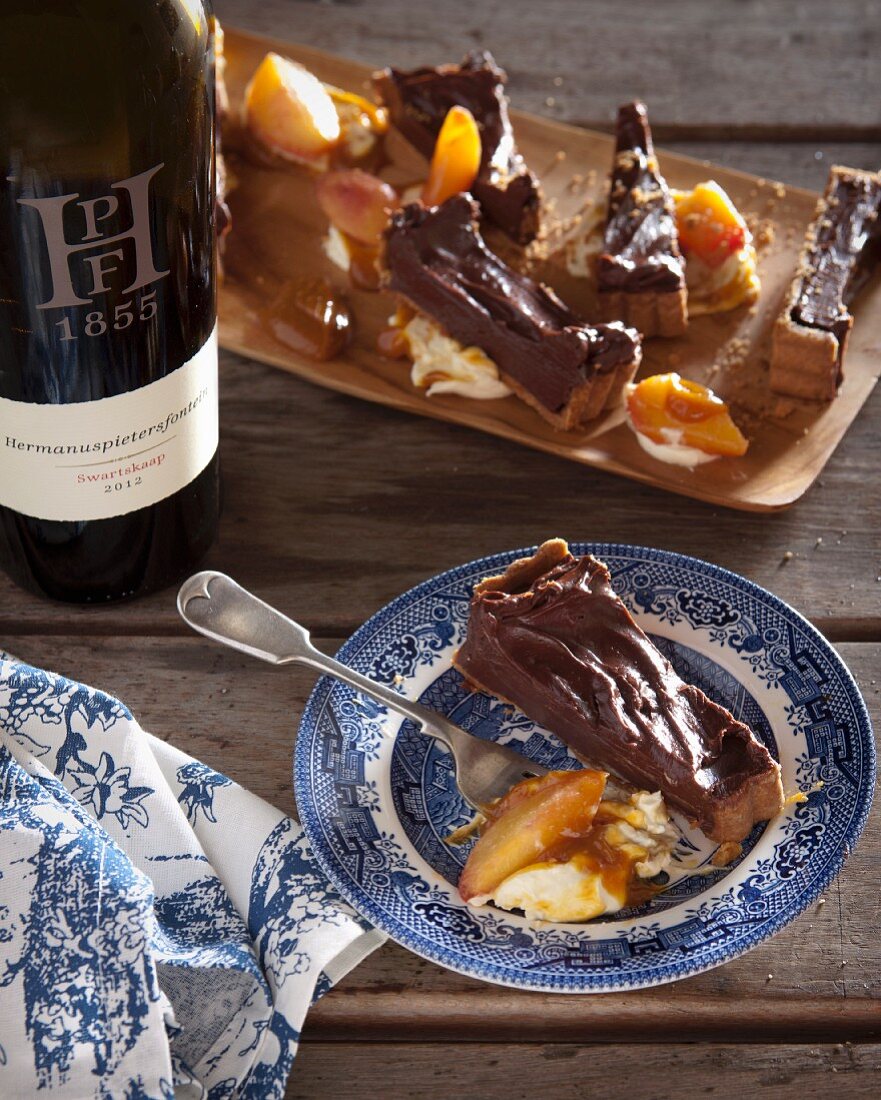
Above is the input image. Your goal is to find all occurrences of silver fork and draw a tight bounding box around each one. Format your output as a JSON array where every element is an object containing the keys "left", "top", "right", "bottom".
[{"left": 177, "top": 571, "right": 547, "bottom": 810}]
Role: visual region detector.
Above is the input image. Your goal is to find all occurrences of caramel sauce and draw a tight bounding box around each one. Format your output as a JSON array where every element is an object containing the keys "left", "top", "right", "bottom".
[
  {"left": 261, "top": 277, "right": 352, "bottom": 361},
  {"left": 376, "top": 304, "right": 415, "bottom": 358},
  {"left": 666, "top": 387, "right": 722, "bottom": 423},
  {"left": 539, "top": 810, "right": 660, "bottom": 907},
  {"left": 376, "top": 325, "right": 410, "bottom": 358},
  {"left": 344, "top": 235, "right": 382, "bottom": 291},
  {"left": 478, "top": 773, "right": 660, "bottom": 909}
]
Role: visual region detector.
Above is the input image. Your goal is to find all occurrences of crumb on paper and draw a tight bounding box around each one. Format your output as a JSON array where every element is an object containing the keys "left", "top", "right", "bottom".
[
  {"left": 753, "top": 217, "right": 776, "bottom": 251},
  {"left": 772, "top": 397, "right": 797, "bottom": 418}
]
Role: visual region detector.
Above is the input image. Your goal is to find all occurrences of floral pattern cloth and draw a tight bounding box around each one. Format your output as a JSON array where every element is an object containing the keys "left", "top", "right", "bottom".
[{"left": 0, "top": 653, "right": 384, "bottom": 1099}]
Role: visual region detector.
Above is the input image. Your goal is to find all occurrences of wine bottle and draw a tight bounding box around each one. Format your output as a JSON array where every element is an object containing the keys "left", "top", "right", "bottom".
[{"left": 0, "top": 0, "right": 220, "bottom": 602}]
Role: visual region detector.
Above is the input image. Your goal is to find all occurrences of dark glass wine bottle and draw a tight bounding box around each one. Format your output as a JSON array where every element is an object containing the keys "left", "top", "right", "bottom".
[{"left": 0, "top": 0, "right": 220, "bottom": 602}]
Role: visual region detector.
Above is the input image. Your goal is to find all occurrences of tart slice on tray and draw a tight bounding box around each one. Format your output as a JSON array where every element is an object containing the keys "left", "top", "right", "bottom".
[
  {"left": 374, "top": 50, "right": 541, "bottom": 244},
  {"left": 382, "top": 195, "right": 642, "bottom": 429},
  {"left": 770, "top": 164, "right": 881, "bottom": 401},
  {"left": 596, "top": 101, "right": 688, "bottom": 337}
]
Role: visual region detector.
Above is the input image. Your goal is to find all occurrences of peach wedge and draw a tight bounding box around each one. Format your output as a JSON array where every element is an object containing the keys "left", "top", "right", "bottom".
[
  {"left": 245, "top": 52, "right": 341, "bottom": 165},
  {"left": 458, "top": 769, "right": 607, "bottom": 903},
  {"left": 422, "top": 105, "right": 482, "bottom": 207},
  {"left": 626, "top": 373, "right": 749, "bottom": 457}
]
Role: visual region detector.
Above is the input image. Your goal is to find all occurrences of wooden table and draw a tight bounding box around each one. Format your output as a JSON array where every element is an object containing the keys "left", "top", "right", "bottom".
[{"left": 4, "top": 1, "right": 879, "bottom": 1095}]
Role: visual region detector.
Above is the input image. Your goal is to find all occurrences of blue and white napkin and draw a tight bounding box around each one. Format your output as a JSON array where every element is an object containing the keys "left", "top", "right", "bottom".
[{"left": 0, "top": 653, "right": 384, "bottom": 1099}]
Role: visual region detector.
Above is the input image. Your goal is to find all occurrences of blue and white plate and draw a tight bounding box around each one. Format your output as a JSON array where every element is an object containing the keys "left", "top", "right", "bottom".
[{"left": 294, "top": 544, "right": 875, "bottom": 993}]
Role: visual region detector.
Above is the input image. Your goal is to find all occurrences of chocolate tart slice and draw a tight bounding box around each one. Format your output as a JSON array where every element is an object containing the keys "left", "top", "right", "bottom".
[
  {"left": 454, "top": 539, "right": 784, "bottom": 845},
  {"left": 374, "top": 50, "right": 540, "bottom": 245},
  {"left": 770, "top": 165, "right": 881, "bottom": 401},
  {"left": 597, "top": 102, "right": 688, "bottom": 337},
  {"left": 383, "top": 196, "right": 642, "bottom": 430}
]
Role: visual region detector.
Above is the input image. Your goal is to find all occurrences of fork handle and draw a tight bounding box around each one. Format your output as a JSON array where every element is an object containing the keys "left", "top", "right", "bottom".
[{"left": 177, "top": 571, "right": 453, "bottom": 747}]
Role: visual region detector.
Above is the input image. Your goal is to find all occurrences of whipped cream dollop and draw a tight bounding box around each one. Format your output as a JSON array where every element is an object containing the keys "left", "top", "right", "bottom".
[
  {"left": 632, "top": 426, "right": 720, "bottom": 468},
  {"left": 468, "top": 782, "right": 678, "bottom": 923},
  {"left": 396, "top": 313, "right": 513, "bottom": 400}
]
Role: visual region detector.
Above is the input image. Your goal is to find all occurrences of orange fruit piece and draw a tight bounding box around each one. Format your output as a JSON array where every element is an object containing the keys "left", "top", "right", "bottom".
[
  {"left": 458, "top": 769, "right": 607, "bottom": 903},
  {"left": 421, "top": 105, "right": 482, "bottom": 207},
  {"left": 675, "top": 181, "right": 747, "bottom": 270},
  {"left": 244, "top": 52, "right": 340, "bottom": 163},
  {"left": 626, "top": 373, "right": 749, "bottom": 457}
]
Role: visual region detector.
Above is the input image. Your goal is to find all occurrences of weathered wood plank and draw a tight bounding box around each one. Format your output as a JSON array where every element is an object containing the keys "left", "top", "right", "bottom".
[
  {"left": 6, "top": 338, "right": 879, "bottom": 636},
  {"left": 214, "top": 0, "right": 881, "bottom": 134},
  {"left": 285, "top": 1042, "right": 881, "bottom": 1100},
  {"left": 3, "top": 636, "right": 877, "bottom": 1037},
  {"left": 664, "top": 144, "right": 880, "bottom": 192}
]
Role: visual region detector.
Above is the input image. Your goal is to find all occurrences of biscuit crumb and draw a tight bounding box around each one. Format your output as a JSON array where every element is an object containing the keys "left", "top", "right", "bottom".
[{"left": 712, "top": 841, "right": 742, "bottom": 866}]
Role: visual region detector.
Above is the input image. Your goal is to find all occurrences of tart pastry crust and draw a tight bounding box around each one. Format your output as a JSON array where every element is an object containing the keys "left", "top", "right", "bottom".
[{"left": 770, "top": 165, "right": 881, "bottom": 401}]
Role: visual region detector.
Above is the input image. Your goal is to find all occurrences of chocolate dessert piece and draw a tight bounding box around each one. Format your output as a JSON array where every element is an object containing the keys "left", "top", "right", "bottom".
[
  {"left": 597, "top": 102, "right": 688, "bottom": 337},
  {"left": 454, "top": 540, "right": 784, "bottom": 844},
  {"left": 770, "top": 165, "right": 881, "bottom": 401},
  {"left": 383, "top": 196, "right": 641, "bottom": 430},
  {"left": 373, "top": 50, "right": 540, "bottom": 245}
]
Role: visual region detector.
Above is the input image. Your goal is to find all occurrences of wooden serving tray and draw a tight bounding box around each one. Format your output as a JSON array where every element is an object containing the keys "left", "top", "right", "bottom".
[{"left": 219, "top": 27, "right": 881, "bottom": 512}]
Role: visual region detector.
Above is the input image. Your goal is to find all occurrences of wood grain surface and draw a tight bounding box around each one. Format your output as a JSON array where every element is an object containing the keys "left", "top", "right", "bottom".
[
  {"left": 285, "top": 1042, "right": 881, "bottom": 1099},
  {"left": 4, "top": 635, "right": 877, "bottom": 1042},
  {"left": 4, "top": 1, "right": 879, "bottom": 1096}
]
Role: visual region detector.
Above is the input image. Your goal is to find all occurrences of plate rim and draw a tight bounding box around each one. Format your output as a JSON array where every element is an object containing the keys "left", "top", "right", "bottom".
[{"left": 293, "top": 542, "right": 876, "bottom": 993}]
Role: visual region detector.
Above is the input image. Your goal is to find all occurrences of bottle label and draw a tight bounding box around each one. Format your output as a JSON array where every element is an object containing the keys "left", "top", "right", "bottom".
[{"left": 0, "top": 325, "right": 218, "bottom": 522}]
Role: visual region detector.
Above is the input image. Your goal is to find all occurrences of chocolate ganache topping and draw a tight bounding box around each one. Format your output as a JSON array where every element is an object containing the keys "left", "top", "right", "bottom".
[
  {"left": 597, "top": 102, "right": 685, "bottom": 295},
  {"left": 454, "top": 541, "right": 783, "bottom": 843},
  {"left": 383, "top": 196, "right": 640, "bottom": 416},
  {"left": 374, "top": 50, "right": 540, "bottom": 245},
  {"left": 790, "top": 169, "right": 881, "bottom": 358}
]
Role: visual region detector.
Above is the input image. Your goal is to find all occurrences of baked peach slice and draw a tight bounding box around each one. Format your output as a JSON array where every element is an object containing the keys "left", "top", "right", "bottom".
[
  {"left": 422, "top": 105, "right": 482, "bottom": 207},
  {"left": 626, "top": 373, "right": 748, "bottom": 458},
  {"left": 458, "top": 769, "right": 607, "bottom": 903},
  {"left": 244, "top": 52, "right": 341, "bottom": 165}
]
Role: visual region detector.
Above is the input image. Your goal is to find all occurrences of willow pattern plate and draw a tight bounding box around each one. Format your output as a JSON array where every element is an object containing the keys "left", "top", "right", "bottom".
[{"left": 293, "top": 544, "right": 874, "bottom": 993}]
